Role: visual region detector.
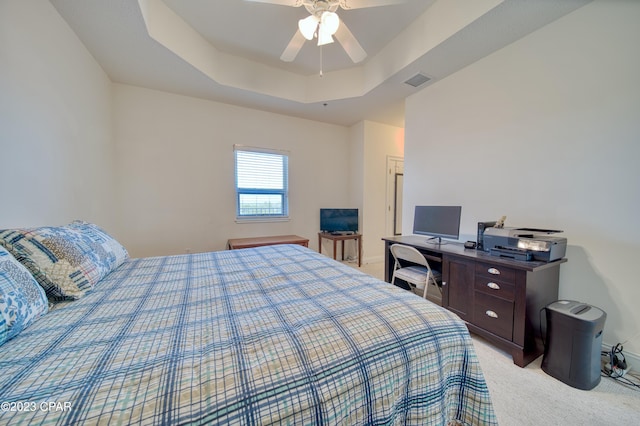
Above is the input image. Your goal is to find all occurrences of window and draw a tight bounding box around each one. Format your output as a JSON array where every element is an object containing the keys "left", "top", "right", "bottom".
[{"left": 234, "top": 145, "right": 289, "bottom": 220}]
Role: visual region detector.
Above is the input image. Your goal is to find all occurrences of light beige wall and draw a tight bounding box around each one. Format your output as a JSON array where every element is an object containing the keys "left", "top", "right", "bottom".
[
  {"left": 404, "top": 0, "right": 640, "bottom": 356},
  {"left": 113, "top": 84, "right": 351, "bottom": 257},
  {"left": 0, "top": 0, "right": 116, "bottom": 231},
  {"left": 347, "top": 121, "right": 404, "bottom": 263},
  {"left": 348, "top": 122, "right": 365, "bottom": 214},
  {"left": 362, "top": 121, "right": 405, "bottom": 263},
  {"left": 340, "top": 122, "right": 365, "bottom": 260}
]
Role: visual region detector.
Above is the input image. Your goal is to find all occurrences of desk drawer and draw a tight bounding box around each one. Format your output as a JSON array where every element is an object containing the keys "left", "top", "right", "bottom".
[
  {"left": 473, "top": 292, "right": 514, "bottom": 340},
  {"left": 475, "top": 262, "right": 516, "bottom": 282},
  {"left": 474, "top": 276, "right": 515, "bottom": 301}
]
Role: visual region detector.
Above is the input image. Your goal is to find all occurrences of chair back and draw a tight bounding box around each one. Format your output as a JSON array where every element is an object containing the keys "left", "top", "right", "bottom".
[{"left": 390, "top": 244, "right": 429, "bottom": 268}]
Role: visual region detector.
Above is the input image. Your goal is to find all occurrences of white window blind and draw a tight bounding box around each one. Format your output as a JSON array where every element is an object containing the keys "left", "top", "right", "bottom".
[{"left": 234, "top": 146, "right": 289, "bottom": 219}]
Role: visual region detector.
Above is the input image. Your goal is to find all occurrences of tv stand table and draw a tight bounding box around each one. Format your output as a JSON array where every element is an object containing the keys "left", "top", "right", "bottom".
[
  {"left": 319, "top": 232, "right": 362, "bottom": 267},
  {"left": 382, "top": 235, "right": 567, "bottom": 367}
]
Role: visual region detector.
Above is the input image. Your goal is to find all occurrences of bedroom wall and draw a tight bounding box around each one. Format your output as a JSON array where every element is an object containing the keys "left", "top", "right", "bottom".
[
  {"left": 404, "top": 0, "right": 640, "bottom": 358},
  {"left": 352, "top": 121, "right": 404, "bottom": 263},
  {"left": 0, "top": 0, "right": 116, "bottom": 231},
  {"left": 113, "top": 84, "right": 351, "bottom": 257}
]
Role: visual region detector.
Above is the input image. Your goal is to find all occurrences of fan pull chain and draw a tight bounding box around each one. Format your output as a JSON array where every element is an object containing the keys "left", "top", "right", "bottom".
[{"left": 320, "top": 45, "right": 323, "bottom": 77}]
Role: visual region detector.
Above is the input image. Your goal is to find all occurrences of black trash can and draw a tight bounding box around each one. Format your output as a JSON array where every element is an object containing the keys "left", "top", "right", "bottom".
[{"left": 541, "top": 300, "right": 606, "bottom": 390}]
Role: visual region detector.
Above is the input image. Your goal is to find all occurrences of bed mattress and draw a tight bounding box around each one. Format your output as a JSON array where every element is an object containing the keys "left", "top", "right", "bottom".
[{"left": 0, "top": 244, "right": 496, "bottom": 425}]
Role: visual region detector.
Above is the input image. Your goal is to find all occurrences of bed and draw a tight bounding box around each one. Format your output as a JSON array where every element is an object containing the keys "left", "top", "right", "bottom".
[{"left": 0, "top": 223, "right": 496, "bottom": 425}]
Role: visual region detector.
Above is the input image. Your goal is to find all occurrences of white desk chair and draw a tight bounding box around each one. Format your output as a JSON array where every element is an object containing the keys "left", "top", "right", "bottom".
[{"left": 390, "top": 244, "right": 442, "bottom": 302}]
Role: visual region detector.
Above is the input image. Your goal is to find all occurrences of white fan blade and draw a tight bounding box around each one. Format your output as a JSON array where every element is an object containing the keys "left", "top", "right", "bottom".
[
  {"left": 339, "top": 0, "right": 405, "bottom": 9},
  {"left": 281, "top": 30, "right": 306, "bottom": 62},
  {"left": 244, "top": 0, "right": 304, "bottom": 7},
  {"left": 334, "top": 22, "right": 367, "bottom": 63}
]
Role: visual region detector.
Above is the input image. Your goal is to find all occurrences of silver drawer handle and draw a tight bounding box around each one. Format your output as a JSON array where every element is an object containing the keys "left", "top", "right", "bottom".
[
  {"left": 487, "top": 282, "right": 501, "bottom": 290},
  {"left": 441, "top": 281, "right": 447, "bottom": 286},
  {"left": 488, "top": 267, "right": 500, "bottom": 275},
  {"left": 485, "top": 310, "right": 498, "bottom": 318}
]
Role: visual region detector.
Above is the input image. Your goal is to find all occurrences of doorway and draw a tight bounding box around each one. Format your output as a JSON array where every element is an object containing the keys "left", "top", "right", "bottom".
[{"left": 386, "top": 156, "right": 404, "bottom": 236}]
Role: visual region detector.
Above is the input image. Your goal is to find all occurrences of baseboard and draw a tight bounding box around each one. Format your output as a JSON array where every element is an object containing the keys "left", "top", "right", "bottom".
[{"left": 362, "top": 254, "right": 384, "bottom": 265}]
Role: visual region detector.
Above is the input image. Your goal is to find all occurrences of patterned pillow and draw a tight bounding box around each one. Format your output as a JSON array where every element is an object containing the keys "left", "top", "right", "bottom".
[
  {"left": 66, "top": 220, "right": 129, "bottom": 268},
  {"left": 1, "top": 245, "right": 49, "bottom": 345},
  {"left": 0, "top": 221, "right": 129, "bottom": 301}
]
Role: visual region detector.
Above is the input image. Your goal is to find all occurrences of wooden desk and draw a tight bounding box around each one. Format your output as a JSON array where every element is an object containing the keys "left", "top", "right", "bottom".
[
  {"left": 318, "top": 232, "right": 362, "bottom": 267},
  {"left": 227, "top": 235, "right": 309, "bottom": 250},
  {"left": 383, "top": 235, "right": 566, "bottom": 367}
]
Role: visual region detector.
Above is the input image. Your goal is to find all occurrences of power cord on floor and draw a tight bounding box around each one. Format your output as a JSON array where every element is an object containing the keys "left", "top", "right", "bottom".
[{"left": 601, "top": 343, "right": 640, "bottom": 390}]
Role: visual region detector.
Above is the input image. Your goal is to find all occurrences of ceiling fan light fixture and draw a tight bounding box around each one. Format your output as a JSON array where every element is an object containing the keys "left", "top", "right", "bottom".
[
  {"left": 320, "top": 11, "right": 340, "bottom": 35},
  {"left": 298, "top": 15, "right": 319, "bottom": 40},
  {"left": 269, "top": 0, "right": 374, "bottom": 64},
  {"left": 317, "top": 11, "right": 339, "bottom": 46},
  {"left": 317, "top": 30, "right": 333, "bottom": 46}
]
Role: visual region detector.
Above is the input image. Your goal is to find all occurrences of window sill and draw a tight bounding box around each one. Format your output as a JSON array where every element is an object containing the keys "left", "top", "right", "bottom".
[{"left": 235, "top": 216, "right": 290, "bottom": 224}]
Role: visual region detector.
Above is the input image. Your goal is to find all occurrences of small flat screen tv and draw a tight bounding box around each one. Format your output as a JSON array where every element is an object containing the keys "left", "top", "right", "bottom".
[
  {"left": 320, "top": 208, "right": 359, "bottom": 233},
  {"left": 413, "top": 205, "right": 462, "bottom": 244}
]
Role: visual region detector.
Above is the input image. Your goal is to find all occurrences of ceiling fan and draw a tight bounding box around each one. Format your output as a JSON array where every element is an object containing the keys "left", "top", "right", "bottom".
[{"left": 245, "top": 0, "right": 405, "bottom": 64}]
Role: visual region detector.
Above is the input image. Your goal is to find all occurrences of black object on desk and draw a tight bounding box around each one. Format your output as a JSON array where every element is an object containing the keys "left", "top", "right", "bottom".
[{"left": 464, "top": 241, "right": 477, "bottom": 249}]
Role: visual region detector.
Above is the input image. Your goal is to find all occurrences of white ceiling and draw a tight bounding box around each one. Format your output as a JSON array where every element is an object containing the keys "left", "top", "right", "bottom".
[{"left": 50, "top": 0, "right": 591, "bottom": 127}]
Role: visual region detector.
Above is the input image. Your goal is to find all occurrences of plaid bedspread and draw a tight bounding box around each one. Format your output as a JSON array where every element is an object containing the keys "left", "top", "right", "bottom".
[{"left": 0, "top": 244, "right": 496, "bottom": 425}]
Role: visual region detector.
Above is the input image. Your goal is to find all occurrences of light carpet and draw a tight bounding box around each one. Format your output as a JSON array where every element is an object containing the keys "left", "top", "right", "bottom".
[{"left": 471, "top": 335, "right": 639, "bottom": 425}]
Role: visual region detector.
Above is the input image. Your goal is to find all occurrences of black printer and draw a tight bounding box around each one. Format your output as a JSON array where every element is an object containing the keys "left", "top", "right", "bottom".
[{"left": 482, "top": 227, "right": 567, "bottom": 262}]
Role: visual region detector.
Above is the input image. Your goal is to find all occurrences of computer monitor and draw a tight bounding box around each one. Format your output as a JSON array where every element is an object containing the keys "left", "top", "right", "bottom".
[{"left": 413, "top": 205, "right": 462, "bottom": 244}]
